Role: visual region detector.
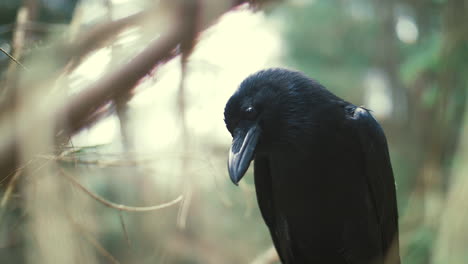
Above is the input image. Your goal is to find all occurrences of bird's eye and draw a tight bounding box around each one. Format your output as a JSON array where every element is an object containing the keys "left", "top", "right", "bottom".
[{"left": 244, "top": 107, "right": 257, "bottom": 120}]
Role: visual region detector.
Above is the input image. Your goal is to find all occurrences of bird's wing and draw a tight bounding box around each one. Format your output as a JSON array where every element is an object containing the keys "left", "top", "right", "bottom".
[
  {"left": 253, "top": 157, "right": 288, "bottom": 263},
  {"left": 352, "top": 107, "right": 400, "bottom": 263}
]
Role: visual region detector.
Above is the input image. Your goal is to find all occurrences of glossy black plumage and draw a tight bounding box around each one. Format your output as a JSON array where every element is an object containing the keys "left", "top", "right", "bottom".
[{"left": 224, "top": 68, "right": 400, "bottom": 264}]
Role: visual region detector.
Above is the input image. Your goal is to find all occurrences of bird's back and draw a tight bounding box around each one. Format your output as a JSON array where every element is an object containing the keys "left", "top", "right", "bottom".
[{"left": 254, "top": 102, "right": 398, "bottom": 264}]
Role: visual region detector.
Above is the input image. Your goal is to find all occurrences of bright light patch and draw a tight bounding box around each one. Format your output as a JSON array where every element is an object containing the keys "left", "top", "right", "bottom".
[
  {"left": 72, "top": 9, "right": 283, "bottom": 155},
  {"left": 72, "top": 48, "right": 111, "bottom": 81},
  {"left": 185, "top": 10, "right": 283, "bottom": 144},
  {"left": 114, "top": 28, "right": 141, "bottom": 47},
  {"left": 396, "top": 16, "right": 418, "bottom": 44},
  {"left": 72, "top": 115, "right": 119, "bottom": 146},
  {"left": 127, "top": 9, "right": 284, "bottom": 151},
  {"left": 364, "top": 70, "right": 393, "bottom": 119}
]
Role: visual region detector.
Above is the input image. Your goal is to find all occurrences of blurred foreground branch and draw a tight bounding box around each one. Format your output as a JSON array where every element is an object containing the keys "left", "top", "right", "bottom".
[
  {"left": 63, "top": 9, "right": 151, "bottom": 72},
  {"left": 0, "top": 0, "right": 269, "bottom": 183}
]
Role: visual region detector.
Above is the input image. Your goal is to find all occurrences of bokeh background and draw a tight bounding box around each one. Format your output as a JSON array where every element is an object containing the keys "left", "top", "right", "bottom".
[{"left": 0, "top": 0, "right": 467, "bottom": 263}]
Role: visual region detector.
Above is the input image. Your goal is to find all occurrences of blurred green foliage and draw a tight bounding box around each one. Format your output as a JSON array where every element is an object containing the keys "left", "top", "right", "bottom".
[{"left": 274, "top": 0, "right": 468, "bottom": 263}]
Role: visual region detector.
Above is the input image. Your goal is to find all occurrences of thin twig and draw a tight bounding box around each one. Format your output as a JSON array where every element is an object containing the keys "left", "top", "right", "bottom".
[
  {"left": 0, "top": 158, "right": 33, "bottom": 185},
  {"left": 118, "top": 212, "right": 132, "bottom": 249},
  {"left": 0, "top": 170, "right": 22, "bottom": 207},
  {"left": 176, "top": 184, "right": 192, "bottom": 229},
  {"left": 43, "top": 155, "right": 156, "bottom": 167},
  {"left": 61, "top": 168, "right": 183, "bottom": 212},
  {"left": 176, "top": 41, "right": 193, "bottom": 230},
  {"left": 0, "top": 47, "right": 28, "bottom": 71},
  {"left": 39, "top": 153, "right": 206, "bottom": 167},
  {"left": 83, "top": 232, "right": 121, "bottom": 264}
]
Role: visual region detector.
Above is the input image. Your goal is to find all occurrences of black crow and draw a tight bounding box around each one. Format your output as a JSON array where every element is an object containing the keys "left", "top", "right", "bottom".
[{"left": 224, "top": 68, "right": 399, "bottom": 264}]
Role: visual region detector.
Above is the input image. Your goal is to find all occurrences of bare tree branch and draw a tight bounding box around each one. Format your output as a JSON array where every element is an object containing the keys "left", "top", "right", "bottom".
[
  {"left": 64, "top": 9, "right": 150, "bottom": 72},
  {"left": 0, "top": 0, "right": 264, "bottom": 184}
]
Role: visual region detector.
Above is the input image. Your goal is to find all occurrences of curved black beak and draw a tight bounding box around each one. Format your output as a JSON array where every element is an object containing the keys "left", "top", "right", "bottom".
[{"left": 228, "top": 123, "right": 260, "bottom": 185}]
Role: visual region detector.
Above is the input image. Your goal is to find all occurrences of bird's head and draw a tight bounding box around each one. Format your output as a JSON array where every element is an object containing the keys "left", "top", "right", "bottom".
[{"left": 224, "top": 68, "right": 331, "bottom": 185}]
